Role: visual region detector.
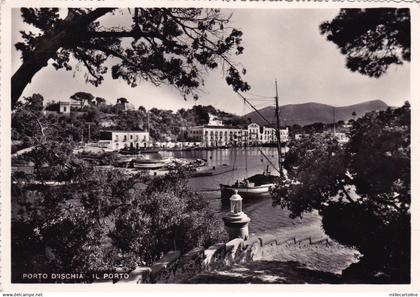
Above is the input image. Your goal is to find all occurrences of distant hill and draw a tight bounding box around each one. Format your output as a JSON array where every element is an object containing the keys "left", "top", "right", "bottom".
[{"left": 243, "top": 100, "right": 389, "bottom": 126}]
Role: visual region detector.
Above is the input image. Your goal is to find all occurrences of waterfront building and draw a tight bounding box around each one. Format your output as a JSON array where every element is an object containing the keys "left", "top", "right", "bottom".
[
  {"left": 188, "top": 122, "right": 288, "bottom": 147},
  {"left": 188, "top": 125, "right": 245, "bottom": 147},
  {"left": 247, "top": 123, "right": 289, "bottom": 145},
  {"left": 98, "top": 130, "right": 150, "bottom": 150},
  {"left": 279, "top": 127, "right": 289, "bottom": 143},
  {"left": 247, "top": 123, "right": 260, "bottom": 145}
]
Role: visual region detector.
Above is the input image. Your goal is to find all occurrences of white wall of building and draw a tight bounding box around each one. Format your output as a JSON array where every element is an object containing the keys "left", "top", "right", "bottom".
[
  {"left": 99, "top": 131, "right": 150, "bottom": 150},
  {"left": 187, "top": 123, "right": 289, "bottom": 146}
]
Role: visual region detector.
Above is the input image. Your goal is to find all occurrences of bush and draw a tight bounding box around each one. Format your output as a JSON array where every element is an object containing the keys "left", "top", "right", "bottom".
[{"left": 12, "top": 164, "right": 226, "bottom": 282}]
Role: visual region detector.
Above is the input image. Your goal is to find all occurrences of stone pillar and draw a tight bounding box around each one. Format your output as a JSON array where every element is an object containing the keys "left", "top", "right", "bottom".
[{"left": 222, "top": 190, "right": 251, "bottom": 240}]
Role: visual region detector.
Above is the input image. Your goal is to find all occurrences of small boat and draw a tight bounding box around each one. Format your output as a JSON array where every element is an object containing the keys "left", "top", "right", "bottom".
[
  {"left": 220, "top": 167, "right": 280, "bottom": 200},
  {"left": 119, "top": 148, "right": 141, "bottom": 155},
  {"left": 220, "top": 80, "right": 287, "bottom": 200},
  {"left": 132, "top": 159, "right": 167, "bottom": 169},
  {"left": 132, "top": 152, "right": 169, "bottom": 169},
  {"left": 191, "top": 164, "right": 234, "bottom": 177}
]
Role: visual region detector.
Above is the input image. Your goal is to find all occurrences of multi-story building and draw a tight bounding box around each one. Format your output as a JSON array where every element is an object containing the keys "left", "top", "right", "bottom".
[
  {"left": 188, "top": 125, "right": 245, "bottom": 147},
  {"left": 247, "top": 123, "right": 288, "bottom": 145},
  {"left": 188, "top": 122, "right": 289, "bottom": 147},
  {"left": 279, "top": 127, "right": 289, "bottom": 143},
  {"left": 247, "top": 123, "right": 260, "bottom": 145},
  {"left": 262, "top": 127, "right": 277, "bottom": 144},
  {"left": 98, "top": 130, "right": 150, "bottom": 150}
]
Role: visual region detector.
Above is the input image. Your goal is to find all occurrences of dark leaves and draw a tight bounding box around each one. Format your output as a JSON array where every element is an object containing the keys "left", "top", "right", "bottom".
[
  {"left": 16, "top": 8, "right": 250, "bottom": 104},
  {"left": 320, "top": 8, "right": 410, "bottom": 77}
]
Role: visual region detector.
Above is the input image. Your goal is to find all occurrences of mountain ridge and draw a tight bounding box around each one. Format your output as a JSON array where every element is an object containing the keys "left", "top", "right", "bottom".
[{"left": 243, "top": 100, "right": 389, "bottom": 126}]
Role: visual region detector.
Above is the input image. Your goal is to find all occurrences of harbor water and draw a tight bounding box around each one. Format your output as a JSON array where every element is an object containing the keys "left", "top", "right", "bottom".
[{"left": 162, "top": 147, "right": 320, "bottom": 235}]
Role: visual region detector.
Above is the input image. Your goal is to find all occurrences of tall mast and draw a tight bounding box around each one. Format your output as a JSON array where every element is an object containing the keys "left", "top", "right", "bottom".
[
  {"left": 147, "top": 111, "right": 150, "bottom": 133},
  {"left": 333, "top": 107, "right": 336, "bottom": 136},
  {"left": 274, "top": 79, "right": 283, "bottom": 177}
]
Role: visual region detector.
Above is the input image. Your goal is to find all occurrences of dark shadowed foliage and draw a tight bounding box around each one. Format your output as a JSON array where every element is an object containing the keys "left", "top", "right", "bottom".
[{"left": 320, "top": 8, "right": 410, "bottom": 78}]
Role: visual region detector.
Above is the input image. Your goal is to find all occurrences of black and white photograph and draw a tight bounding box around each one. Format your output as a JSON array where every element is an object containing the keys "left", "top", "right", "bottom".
[{"left": 3, "top": 1, "right": 414, "bottom": 289}]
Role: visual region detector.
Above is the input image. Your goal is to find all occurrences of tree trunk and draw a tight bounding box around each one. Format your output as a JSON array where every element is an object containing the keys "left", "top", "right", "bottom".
[
  {"left": 11, "top": 8, "right": 115, "bottom": 109},
  {"left": 11, "top": 45, "right": 62, "bottom": 109}
]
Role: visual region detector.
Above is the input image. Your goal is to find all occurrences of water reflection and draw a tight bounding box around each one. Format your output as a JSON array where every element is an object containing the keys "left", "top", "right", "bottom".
[{"left": 163, "top": 147, "right": 317, "bottom": 233}]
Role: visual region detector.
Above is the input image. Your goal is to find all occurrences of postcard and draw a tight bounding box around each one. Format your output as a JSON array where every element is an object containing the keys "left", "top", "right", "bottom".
[{"left": 1, "top": 0, "right": 419, "bottom": 294}]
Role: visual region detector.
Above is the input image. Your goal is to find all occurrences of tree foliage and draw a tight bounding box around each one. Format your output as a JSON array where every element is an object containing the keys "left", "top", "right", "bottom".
[
  {"left": 116, "top": 97, "right": 129, "bottom": 104},
  {"left": 320, "top": 8, "right": 410, "bottom": 77},
  {"left": 13, "top": 8, "right": 250, "bottom": 109},
  {"left": 272, "top": 103, "right": 411, "bottom": 282},
  {"left": 70, "top": 92, "right": 95, "bottom": 105},
  {"left": 12, "top": 151, "right": 226, "bottom": 282},
  {"left": 12, "top": 93, "right": 247, "bottom": 148}
]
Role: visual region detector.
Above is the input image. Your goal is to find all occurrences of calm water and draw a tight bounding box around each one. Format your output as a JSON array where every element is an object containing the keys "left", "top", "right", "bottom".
[{"left": 162, "top": 147, "right": 319, "bottom": 234}]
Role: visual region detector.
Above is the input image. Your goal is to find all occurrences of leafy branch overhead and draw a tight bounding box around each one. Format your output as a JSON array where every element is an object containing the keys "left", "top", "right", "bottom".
[
  {"left": 320, "top": 8, "right": 410, "bottom": 78},
  {"left": 13, "top": 8, "right": 250, "bottom": 109}
]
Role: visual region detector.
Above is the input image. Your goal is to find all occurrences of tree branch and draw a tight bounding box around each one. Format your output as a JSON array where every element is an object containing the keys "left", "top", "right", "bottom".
[{"left": 12, "top": 8, "right": 115, "bottom": 109}]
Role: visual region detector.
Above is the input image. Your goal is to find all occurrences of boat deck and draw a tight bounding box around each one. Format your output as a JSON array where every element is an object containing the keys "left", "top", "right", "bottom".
[{"left": 190, "top": 164, "right": 234, "bottom": 177}]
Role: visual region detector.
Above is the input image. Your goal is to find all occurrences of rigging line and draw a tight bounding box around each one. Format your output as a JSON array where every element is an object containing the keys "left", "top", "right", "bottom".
[
  {"left": 249, "top": 93, "right": 275, "bottom": 99},
  {"left": 245, "top": 144, "right": 248, "bottom": 179},
  {"left": 236, "top": 91, "right": 274, "bottom": 129},
  {"left": 257, "top": 147, "right": 281, "bottom": 175},
  {"left": 230, "top": 144, "right": 237, "bottom": 182},
  {"left": 247, "top": 98, "right": 275, "bottom": 101}
]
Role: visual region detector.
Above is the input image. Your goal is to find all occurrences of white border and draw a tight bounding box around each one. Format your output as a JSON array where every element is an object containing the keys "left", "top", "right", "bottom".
[{"left": 1, "top": 0, "right": 419, "bottom": 293}]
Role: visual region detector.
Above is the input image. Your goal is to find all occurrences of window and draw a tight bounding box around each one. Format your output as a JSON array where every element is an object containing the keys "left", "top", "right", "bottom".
[
  {"left": 63, "top": 106, "right": 67, "bottom": 112},
  {"left": 123, "top": 135, "right": 127, "bottom": 142},
  {"left": 130, "top": 135, "right": 133, "bottom": 140}
]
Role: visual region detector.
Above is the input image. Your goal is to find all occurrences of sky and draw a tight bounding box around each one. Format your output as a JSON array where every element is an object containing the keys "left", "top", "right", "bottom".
[{"left": 12, "top": 8, "right": 410, "bottom": 116}]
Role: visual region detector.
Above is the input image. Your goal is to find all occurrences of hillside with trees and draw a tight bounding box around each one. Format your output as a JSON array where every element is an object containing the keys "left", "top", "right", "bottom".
[{"left": 12, "top": 93, "right": 246, "bottom": 152}]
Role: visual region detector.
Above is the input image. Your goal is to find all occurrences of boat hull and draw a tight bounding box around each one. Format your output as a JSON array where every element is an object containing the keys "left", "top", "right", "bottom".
[
  {"left": 133, "top": 162, "right": 166, "bottom": 169},
  {"left": 220, "top": 183, "right": 275, "bottom": 200}
]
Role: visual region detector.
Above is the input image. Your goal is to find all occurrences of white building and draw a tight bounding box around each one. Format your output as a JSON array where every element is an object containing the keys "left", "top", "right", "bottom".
[
  {"left": 334, "top": 132, "right": 350, "bottom": 144},
  {"left": 247, "top": 123, "right": 260, "bottom": 145},
  {"left": 58, "top": 101, "right": 70, "bottom": 114},
  {"left": 187, "top": 125, "right": 245, "bottom": 147},
  {"left": 98, "top": 130, "right": 150, "bottom": 151},
  {"left": 279, "top": 127, "right": 289, "bottom": 143},
  {"left": 262, "top": 127, "right": 277, "bottom": 144},
  {"left": 56, "top": 98, "right": 88, "bottom": 114},
  {"left": 247, "top": 123, "right": 288, "bottom": 145},
  {"left": 188, "top": 122, "right": 288, "bottom": 147}
]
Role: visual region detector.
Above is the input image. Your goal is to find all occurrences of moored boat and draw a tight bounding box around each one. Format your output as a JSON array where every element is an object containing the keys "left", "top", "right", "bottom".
[
  {"left": 220, "top": 169, "right": 280, "bottom": 200},
  {"left": 220, "top": 80, "right": 285, "bottom": 201},
  {"left": 132, "top": 152, "right": 169, "bottom": 169},
  {"left": 132, "top": 159, "right": 168, "bottom": 169}
]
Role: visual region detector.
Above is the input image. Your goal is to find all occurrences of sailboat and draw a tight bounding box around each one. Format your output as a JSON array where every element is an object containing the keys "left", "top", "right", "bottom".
[
  {"left": 220, "top": 80, "right": 284, "bottom": 200},
  {"left": 220, "top": 165, "right": 280, "bottom": 199}
]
